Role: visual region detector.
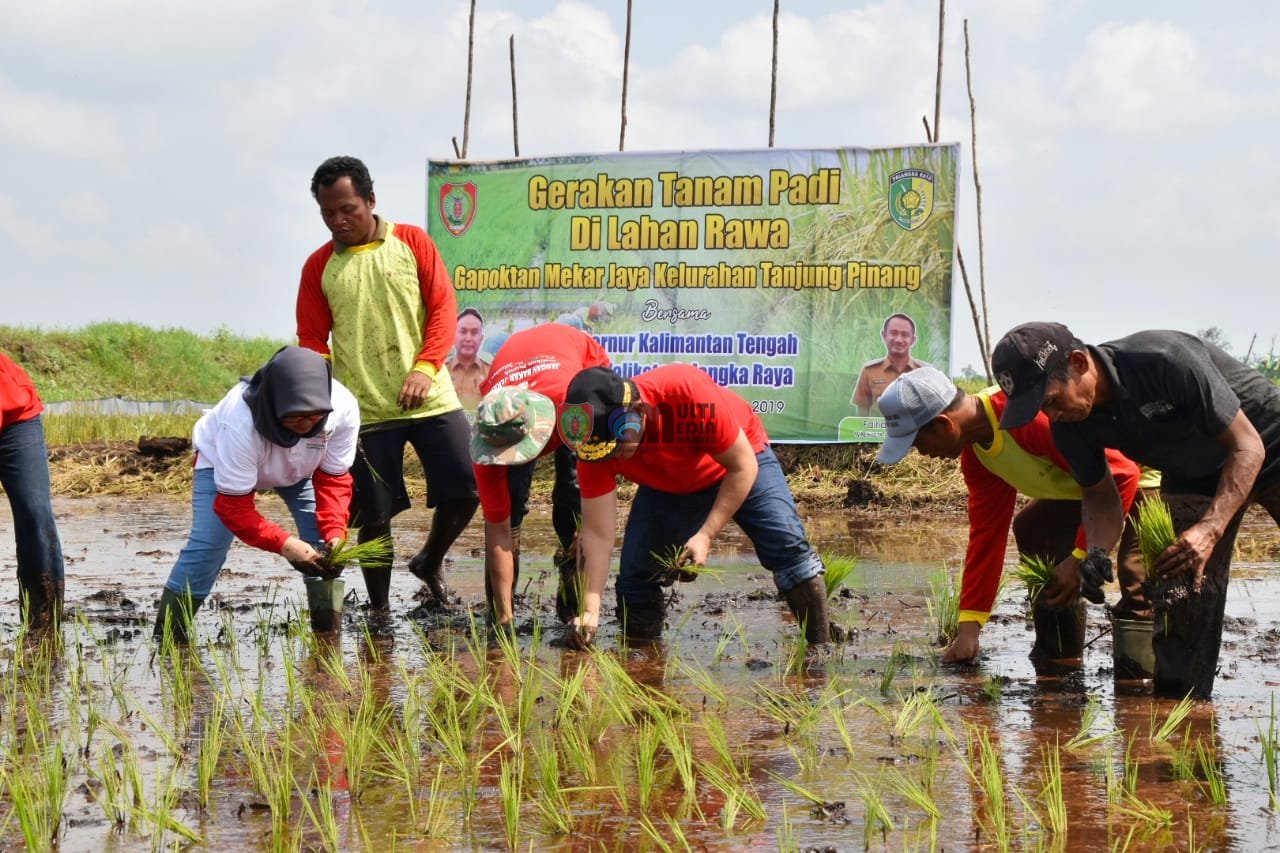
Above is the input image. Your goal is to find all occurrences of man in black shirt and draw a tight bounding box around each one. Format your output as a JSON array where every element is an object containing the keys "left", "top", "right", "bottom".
[{"left": 992, "top": 322, "right": 1280, "bottom": 697}]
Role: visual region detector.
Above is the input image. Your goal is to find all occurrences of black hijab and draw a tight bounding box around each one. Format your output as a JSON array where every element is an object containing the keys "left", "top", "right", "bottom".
[{"left": 241, "top": 346, "right": 333, "bottom": 448}]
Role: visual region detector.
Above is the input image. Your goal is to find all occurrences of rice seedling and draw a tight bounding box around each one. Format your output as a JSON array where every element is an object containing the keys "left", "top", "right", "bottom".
[
  {"left": 1039, "top": 739, "right": 1067, "bottom": 835},
  {"left": 1112, "top": 794, "right": 1173, "bottom": 830},
  {"left": 3, "top": 732, "right": 71, "bottom": 850},
  {"left": 878, "top": 640, "right": 910, "bottom": 695},
  {"left": 702, "top": 759, "right": 766, "bottom": 830},
  {"left": 421, "top": 764, "right": 456, "bottom": 839},
  {"left": 88, "top": 740, "right": 133, "bottom": 828},
  {"left": 235, "top": 718, "right": 295, "bottom": 842},
  {"left": 858, "top": 771, "right": 895, "bottom": 847},
  {"left": 674, "top": 658, "right": 729, "bottom": 707},
  {"left": 498, "top": 754, "right": 523, "bottom": 849},
  {"left": 1170, "top": 732, "right": 1198, "bottom": 782},
  {"left": 887, "top": 766, "right": 940, "bottom": 847},
  {"left": 140, "top": 758, "right": 202, "bottom": 847},
  {"left": 1260, "top": 693, "right": 1280, "bottom": 809},
  {"left": 1065, "top": 694, "right": 1118, "bottom": 751},
  {"left": 658, "top": 716, "right": 696, "bottom": 797},
  {"left": 1010, "top": 553, "right": 1056, "bottom": 606},
  {"left": 894, "top": 687, "right": 946, "bottom": 742},
  {"left": 649, "top": 543, "right": 724, "bottom": 581},
  {"left": 980, "top": 674, "right": 1006, "bottom": 703},
  {"left": 1151, "top": 694, "right": 1196, "bottom": 743},
  {"left": 1122, "top": 732, "right": 1141, "bottom": 798},
  {"left": 1134, "top": 496, "right": 1178, "bottom": 570},
  {"left": 964, "top": 725, "right": 1010, "bottom": 849},
  {"left": 326, "top": 534, "right": 393, "bottom": 571},
  {"left": 822, "top": 553, "right": 860, "bottom": 600},
  {"left": 926, "top": 565, "right": 960, "bottom": 646},
  {"left": 530, "top": 728, "right": 573, "bottom": 835},
  {"left": 195, "top": 696, "right": 228, "bottom": 810},
  {"left": 1196, "top": 737, "right": 1228, "bottom": 806},
  {"left": 637, "top": 812, "right": 677, "bottom": 853},
  {"left": 298, "top": 773, "right": 341, "bottom": 852}
]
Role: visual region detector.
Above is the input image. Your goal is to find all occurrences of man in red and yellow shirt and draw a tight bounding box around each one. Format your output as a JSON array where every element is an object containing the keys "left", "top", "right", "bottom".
[
  {"left": 298, "top": 156, "right": 478, "bottom": 611},
  {"left": 562, "top": 364, "right": 831, "bottom": 647},
  {"left": 0, "top": 351, "right": 65, "bottom": 628},
  {"left": 876, "top": 365, "right": 1150, "bottom": 667}
]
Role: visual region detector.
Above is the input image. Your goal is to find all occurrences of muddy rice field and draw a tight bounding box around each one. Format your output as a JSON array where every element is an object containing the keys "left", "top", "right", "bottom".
[{"left": 2, "top": 496, "right": 1280, "bottom": 851}]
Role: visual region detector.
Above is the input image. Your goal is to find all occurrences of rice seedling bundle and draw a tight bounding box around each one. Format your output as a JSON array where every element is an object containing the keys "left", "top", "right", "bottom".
[
  {"left": 1134, "top": 497, "right": 1177, "bottom": 572},
  {"left": 1010, "top": 553, "right": 1056, "bottom": 606}
]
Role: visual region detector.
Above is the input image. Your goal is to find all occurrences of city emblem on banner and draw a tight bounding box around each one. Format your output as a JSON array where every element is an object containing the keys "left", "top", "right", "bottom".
[
  {"left": 887, "top": 169, "right": 935, "bottom": 231},
  {"left": 439, "top": 182, "right": 477, "bottom": 237},
  {"left": 557, "top": 402, "right": 593, "bottom": 452}
]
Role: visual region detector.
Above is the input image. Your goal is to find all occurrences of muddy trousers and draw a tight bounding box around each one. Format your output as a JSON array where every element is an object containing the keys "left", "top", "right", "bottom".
[
  {"left": 1154, "top": 484, "right": 1280, "bottom": 699},
  {"left": 0, "top": 416, "right": 65, "bottom": 628}
]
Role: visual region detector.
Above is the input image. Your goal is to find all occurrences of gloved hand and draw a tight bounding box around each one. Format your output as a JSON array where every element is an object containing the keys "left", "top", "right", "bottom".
[{"left": 1078, "top": 547, "right": 1114, "bottom": 605}]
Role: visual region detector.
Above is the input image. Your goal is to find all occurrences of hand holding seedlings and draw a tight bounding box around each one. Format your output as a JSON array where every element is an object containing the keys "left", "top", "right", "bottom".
[{"left": 1154, "top": 523, "right": 1215, "bottom": 592}]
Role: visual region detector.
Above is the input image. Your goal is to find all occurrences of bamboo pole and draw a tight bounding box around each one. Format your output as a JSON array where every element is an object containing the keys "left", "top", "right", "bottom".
[
  {"left": 509, "top": 35, "right": 519, "bottom": 156},
  {"left": 461, "top": 0, "right": 476, "bottom": 158},
  {"left": 620, "top": 0, "right": 632, "bottom": 151},
  {"left": 933, "top": 0, "right": 945, "bottom": 142},
  {"left": 964, "top": 19, "right": 992, "bottom": 378},
  {"left": 768, "top": 0, "right": 779, "bottom": 147}
]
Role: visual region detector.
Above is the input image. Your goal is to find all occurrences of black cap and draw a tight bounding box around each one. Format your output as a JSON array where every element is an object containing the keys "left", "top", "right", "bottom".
[
  {"left": 991, "top": 322, "right": 1075, "bottom": 429},
  {"left": 564, "top": 367, "right": 637, "bottom": 460}
]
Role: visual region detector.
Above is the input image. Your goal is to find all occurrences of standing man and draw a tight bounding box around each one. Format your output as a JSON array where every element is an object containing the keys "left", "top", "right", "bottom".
[
  {"left": 992, "top": 322, "right": 1280, "bottom": 698},
  {"left": 469, "top": 323, "right": 611, "bottom": 629},
  {"left": 0, "top": 351, "right": 65, "bottom": 629},
  {"left": 851, "top": 313, "right": 928, "bottom": 415},
  {"left": 298, "top": 156, "right": 478, "bottom": 610},
  {"left": 447, "top": 307, "right": 490, "bottom": 410},
  {"left": 562, "top": 364, "right": 831, "bottom": 647},
  {"left": 873, "top": 366, "right": 1149, "bottom": 666}
]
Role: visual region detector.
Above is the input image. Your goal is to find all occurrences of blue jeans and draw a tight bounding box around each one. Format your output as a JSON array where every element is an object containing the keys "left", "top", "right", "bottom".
[
  {"left": 616, "top": 446, "right": 823, "bottom": 616},
  {"left": 163, "top": 468, "right": 320, "bottom": 600},
  {"left": 0, "top": 416, "right": 64, "bottom": 589}
]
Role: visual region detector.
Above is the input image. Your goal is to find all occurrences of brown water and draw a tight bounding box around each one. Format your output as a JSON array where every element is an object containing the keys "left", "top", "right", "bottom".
[{"left": 2, "top": 496, "right": 1279, "bottom": 851}]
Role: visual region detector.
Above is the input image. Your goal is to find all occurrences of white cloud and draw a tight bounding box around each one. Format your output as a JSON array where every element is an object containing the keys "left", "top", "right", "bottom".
[
  {"left": 0, "top": 75, "right": 124, "bottom": 163},
  {"left": 1064, "top": 20, "right": 1242, "bottom": 134}
]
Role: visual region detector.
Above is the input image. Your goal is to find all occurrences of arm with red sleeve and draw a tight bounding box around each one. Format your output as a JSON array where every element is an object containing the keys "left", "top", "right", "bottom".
[
  {"left": 296, "top": 245, "right": 336, "bottom": 357},
  {"left": 958, "top": 449, "right": 1020, "bottom": 624},
  {"left": 214, "top": 492, "right": 292, "bottom": 553},
  {"left": 396, "top": 225, "right": 457, "bottom": 373},
  {"left": 311, "top": 469, "right": 353, "bottom": 543}
]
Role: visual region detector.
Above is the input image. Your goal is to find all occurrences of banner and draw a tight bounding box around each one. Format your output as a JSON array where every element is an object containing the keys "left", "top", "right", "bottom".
[{"left": 427, "top": 145, "right": 957, "bottom": 442}]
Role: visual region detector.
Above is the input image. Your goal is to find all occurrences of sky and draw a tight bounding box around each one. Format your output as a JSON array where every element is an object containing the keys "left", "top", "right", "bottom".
[{"left": 3, "top": 0, "right": 1278, "bottom": 373}]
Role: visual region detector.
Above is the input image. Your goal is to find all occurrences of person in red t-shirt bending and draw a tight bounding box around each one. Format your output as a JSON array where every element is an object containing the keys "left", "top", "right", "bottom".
[
  {"left": 561, "top": 364, "right": 832, "bottom": 647},
  {"left": 468, "top": 324, "right": 611, "bottom": 630}
]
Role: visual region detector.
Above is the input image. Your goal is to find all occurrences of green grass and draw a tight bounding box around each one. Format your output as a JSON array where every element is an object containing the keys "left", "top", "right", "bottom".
[
  {"left": 1, "top": 322, "right": 286, "bottom": 402},
  {"left": 1010, "top": 553, "right": 1057, "bottom": 606}
]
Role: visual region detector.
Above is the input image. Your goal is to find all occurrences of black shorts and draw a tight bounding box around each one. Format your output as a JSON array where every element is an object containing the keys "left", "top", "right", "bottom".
[{"left": 349, "top": 410, "right": 477, "bottom": 527}]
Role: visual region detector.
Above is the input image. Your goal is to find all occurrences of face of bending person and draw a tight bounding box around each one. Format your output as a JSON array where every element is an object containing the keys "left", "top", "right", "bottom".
[
  {"left": 911, "top": 417, "right": 964, "bottom": 459},
  {"left": 315, "top": 176, "right": 377, "bottom": 246},
  {"left": 280, "top": 412, "right": 326, "bottom": 435},
  {"left": 1039, "top": 352, "right": 1098, "bottom": 423}
]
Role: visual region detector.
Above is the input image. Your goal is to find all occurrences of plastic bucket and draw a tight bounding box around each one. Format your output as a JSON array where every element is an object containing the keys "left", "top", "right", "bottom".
[
  {"left": 1112, "top": 617, "right": 1155, "bottom": 679},
  {"left": 305, "top": 577, "right": 345, "bottom": 633}
]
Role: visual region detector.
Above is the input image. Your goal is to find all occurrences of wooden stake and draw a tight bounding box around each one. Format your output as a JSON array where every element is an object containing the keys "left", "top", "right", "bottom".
[
  {"left": 452, "top": 136, "right": 461, "bottom": 159},
  {"left": 769, "top": 0, "right": 780, "bottom": 147},
  {"left": 964, "top": 19, "right": 992, "bottom": 377},
  {"left": 461, "top": 0, "right": 476, "bottom": 158},
  {"left": 955, "top": 248, "right": 990, "bottom": 383},
  {"left": 620, "top": 0, "right": 633, "bottom": 151},
  {"left": 510, "top": 34, "right": 519, "bottom": 156},
  {"left": 932, "top": 0, "right": 945, "bottom": 142}
]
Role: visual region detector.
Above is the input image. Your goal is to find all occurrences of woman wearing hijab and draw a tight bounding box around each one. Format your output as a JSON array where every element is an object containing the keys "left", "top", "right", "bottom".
[{"left": 155, "top": 346, "right": 360, "bottom": 641}]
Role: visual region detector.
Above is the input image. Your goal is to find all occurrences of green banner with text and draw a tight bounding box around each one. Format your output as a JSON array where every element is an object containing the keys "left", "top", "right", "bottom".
[{"left": 427, "top": 145, "right": 957, "bottom": 442}]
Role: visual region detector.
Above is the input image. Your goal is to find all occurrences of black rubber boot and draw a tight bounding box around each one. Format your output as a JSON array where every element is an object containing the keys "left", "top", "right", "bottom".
[
  {"left": 783, "top": 577, "right": 832, "bottom": 645},
  {"left": 358, "top": 522, "right": 394, "bottom": 611},
  {"left": 409, "top": 497, "right": 479, "bottom": 603},
  {"left": 620, "top": 600, "right": 665, "bottom": 643},
  {"left": 153, "top": 587, "right": 204, "bottom": 644}
]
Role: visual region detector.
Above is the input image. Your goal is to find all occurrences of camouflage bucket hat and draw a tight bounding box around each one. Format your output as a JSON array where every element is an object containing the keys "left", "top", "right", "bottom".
[{"left": 470, "top": 387, "right": 556, "bottom": 465}]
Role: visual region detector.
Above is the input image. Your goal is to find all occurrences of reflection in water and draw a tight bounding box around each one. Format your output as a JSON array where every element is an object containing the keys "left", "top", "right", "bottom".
[{"left": 0, "top": 497, "right": 1277, "bottom": 848}]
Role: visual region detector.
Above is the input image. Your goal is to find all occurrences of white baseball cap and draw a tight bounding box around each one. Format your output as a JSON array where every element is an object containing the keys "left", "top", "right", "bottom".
[{"left": 875, "top": 366, "right": 958, "bottom": 464}]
